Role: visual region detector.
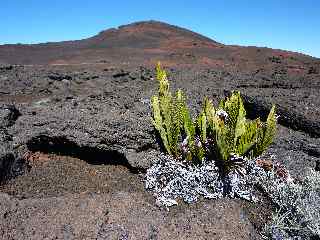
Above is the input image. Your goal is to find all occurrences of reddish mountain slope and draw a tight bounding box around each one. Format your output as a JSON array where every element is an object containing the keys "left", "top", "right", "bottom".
[{"left": 0, "top": 20, "right": 319, "bottom": 74}]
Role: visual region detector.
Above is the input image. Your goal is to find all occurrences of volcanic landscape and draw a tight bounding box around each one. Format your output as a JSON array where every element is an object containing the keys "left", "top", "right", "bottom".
[{"left": 0, "top": 20, "right": 319, "bottom": 239}]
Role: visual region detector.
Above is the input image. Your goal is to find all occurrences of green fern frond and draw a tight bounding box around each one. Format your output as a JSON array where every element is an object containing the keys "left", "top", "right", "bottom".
[
  {"left": 156, "top": 62, "right": 169, "bottom": 97},
  {"left": 215, "top": 119, "right": 230, "bottom": 162},
  {"left": 224, "top": 91, "right": 246, "bottom": 143},
  {"left": 255, "top": 105, "right": 277, "bottom": 156},
  {"left": 197, "top": 111, "right": 207, "bottom": 143},
  {"left": 202, "top": 97, "right": 216, "bottom": 135},
  {"left": 151, "top": 95, "right": 171, "bottom": 154},
  {"left": 236, "top": 119, "right": 259, "bottom": 157},
  {"left": 183, "top": 105, "right": 196, "bottom": 150},
  {"left": 175, "top": 90, "right": 187, "bottom": 128}
]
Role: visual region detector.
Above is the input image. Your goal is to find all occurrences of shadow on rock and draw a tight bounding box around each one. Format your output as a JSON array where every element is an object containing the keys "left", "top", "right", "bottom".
[{"left": 26, "top": 134, "right": 141, "bottom": 173}]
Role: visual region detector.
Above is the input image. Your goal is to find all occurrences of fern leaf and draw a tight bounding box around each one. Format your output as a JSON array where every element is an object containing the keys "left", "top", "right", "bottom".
[
  {"left": 156, "top": 62, "right": 169, "bottom": 97},
  {"left": 214, "top": 118, "right": 230, "bottom": 162},
  {"left": 224, "top": 91, "right": 246, "bottom": 144},
  {"left": 197, "top": 111, "right": 207, "bottom": 143},
  {"left": 151, "top": 96, "right": 162, "bottom": 131},
  {"left": 236, "top": 119, "right": 259, "bottom": 157},
  {"left": 151, "top": 96, "right": 171, "bottom": 154},
  {"left": 255, "top": 105, "right": 277, "bottom": 156}
]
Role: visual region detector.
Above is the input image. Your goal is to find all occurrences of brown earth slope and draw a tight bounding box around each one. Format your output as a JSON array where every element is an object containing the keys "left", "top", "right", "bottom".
[{"left": 0, "top": 20, "right": 319, "bottom": 74}]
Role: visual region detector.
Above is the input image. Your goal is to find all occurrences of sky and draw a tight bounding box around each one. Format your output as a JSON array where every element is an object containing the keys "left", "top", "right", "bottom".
[{"left": 1, "top": 0, "right": 319, "bottom": 58}]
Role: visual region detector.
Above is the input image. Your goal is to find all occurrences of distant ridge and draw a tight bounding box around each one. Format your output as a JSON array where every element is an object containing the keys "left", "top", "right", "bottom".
[{"left": 0, "top": 20, "right": 318, "bottom": 72}]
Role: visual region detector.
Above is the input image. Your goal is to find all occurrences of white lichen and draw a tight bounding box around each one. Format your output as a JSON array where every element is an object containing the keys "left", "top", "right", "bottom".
[
  {"left": 145, "top": 154, "right": 263, "bottom": 209},
  {"left": 261, "top": 168, "right": 320, "bottom": 240},
  {"left": 145, "top": 154, "right": 320, "bottom": 239}
]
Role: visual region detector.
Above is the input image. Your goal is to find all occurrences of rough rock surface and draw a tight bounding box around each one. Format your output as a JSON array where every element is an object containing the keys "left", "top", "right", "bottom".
[
  {"left": 0, "top": 21, "right": 320, "bottom": 240},
  {"left": 0, "top": 63, "right": 318, "bottom": 239},
  {"left": 0, "top": 191, "right": 260, "bottom": 240}
]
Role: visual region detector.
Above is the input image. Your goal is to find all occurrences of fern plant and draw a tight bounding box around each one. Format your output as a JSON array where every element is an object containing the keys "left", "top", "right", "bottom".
[
  {"left": 150, "top": 63, "right": 277, "bottom": 174},
  {"left": 151, "top": 63, "right": 179, "bottom": 157},
  {"left": 151, "top": 63, "right": 206, "bottom": 162},
  {"left": 202, "top": 91, "right": 277, "bottom": 173}
]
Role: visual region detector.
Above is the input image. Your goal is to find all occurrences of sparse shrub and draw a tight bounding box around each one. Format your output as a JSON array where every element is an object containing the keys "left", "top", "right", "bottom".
[
  {"left": 151, "top": 63, "right": 277, "bottom": 174},
  {"left": 260, "top": 168, "right": 320, "bottom": 239}
]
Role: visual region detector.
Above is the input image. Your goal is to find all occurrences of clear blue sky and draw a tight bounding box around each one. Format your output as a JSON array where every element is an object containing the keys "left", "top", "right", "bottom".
[{"left": 1, "top": 0, "right": 319, "bottom": 58}]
